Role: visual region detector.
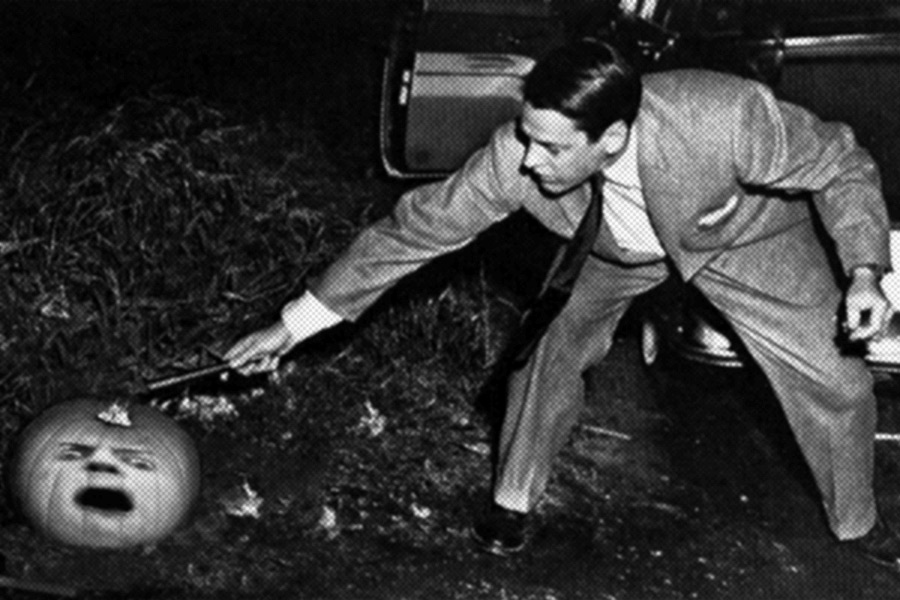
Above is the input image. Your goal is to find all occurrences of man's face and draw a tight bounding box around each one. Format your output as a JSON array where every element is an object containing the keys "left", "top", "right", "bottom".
[{"left": 518, "top": 103, "right": 626, "bottom": 196}]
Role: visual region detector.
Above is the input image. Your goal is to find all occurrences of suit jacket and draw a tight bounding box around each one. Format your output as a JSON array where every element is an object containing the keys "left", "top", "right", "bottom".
[{"left": 312, "top": 69, "right": 890, "bottom": 321}]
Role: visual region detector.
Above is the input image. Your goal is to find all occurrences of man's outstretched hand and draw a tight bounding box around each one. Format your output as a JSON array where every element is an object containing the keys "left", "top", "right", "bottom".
[{"left": 225, "top": 321, "right": 297, "bottom": 375}]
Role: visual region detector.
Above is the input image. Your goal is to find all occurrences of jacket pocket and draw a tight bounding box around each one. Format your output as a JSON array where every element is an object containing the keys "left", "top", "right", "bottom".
[{"left": 697, "top": 194, "right": 740, "bottom": 229}]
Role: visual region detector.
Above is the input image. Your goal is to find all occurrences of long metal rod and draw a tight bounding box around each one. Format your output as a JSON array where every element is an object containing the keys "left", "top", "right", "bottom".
[{"left": 145, "top": 362, "right": 233, "bottom": 392}]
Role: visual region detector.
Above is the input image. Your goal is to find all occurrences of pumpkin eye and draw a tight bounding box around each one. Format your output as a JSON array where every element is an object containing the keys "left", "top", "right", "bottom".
[
  {"left": 124, "top": 457, "right": 156, "bottom": 471},
  {"left": 114, "top": 449, "right": 157, "bottom": 471},
  {"left": 55, "top": 444, "right": 95, "bottom": 461}
]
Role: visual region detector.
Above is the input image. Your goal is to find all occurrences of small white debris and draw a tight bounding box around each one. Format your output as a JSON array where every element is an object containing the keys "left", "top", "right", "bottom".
[
  {"left": 319, "top": 506, "right": 337, "bottom": 528},
  {"left": 411, "top": 503, "right": 432, "bottom": 520},
  {"left": 38, "top": 289, "right": 71, "bottom": 320},
  {"left": 461, "top": 442, "right": 490, "bottom": 456},
  {"left": 357, "top": 401, "right": 386, "bottom": 437},
  {"left": 175, "top": 394, "right": 239, "bottom": 422},
  {"left": 450, "top": 412, "right": 470, "bottom": 427},
  {"left": 319, "top": 506, "right": 339, "bottom": 539},
  {"left": 219, "top": 481, "right": 264, "bottom": 519},
  {"left": 96, "top": 402, "right": 133, "bottom": 427}
]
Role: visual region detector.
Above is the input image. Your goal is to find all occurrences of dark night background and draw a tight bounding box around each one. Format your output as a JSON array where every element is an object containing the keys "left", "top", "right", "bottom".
[{"left": 0, "top": 0, "right": 402, "bottom": 185}]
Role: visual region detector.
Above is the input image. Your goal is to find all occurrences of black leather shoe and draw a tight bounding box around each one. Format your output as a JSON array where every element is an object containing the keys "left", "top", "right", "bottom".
[
  {"left": 471, "top": 504, "right": 528, "bottom": 556},
  {"left": 845, "top": 517, "right": 900, "bottom": 571}
]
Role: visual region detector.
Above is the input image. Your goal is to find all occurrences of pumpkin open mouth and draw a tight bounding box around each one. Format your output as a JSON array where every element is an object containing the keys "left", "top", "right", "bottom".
[{"left": 76, "top": 487, "right": 134, "bottom": 514}]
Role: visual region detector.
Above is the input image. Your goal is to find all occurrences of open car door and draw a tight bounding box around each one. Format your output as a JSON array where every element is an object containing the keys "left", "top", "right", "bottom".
[{"left": 379, "top": 0, "right": 565, "bottom": 178}]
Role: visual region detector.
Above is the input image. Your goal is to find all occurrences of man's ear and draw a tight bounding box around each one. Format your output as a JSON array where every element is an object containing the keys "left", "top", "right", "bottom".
[{"left": 599, "top": 120, "right": 629, "bottom": 154}]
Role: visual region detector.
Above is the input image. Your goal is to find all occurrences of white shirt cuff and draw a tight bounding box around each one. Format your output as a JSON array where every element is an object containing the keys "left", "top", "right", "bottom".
[{"left": 280, "top": 291, "right": 343, "bottom": 343}]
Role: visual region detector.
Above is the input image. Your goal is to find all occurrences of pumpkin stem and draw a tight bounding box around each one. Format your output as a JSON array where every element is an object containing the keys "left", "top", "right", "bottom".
[{"left": 95, "top": 401, "right": 133, "bottom": 427}]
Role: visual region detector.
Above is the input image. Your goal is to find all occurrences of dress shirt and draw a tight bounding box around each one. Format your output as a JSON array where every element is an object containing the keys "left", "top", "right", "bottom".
[{"left": 601, "top": 130, "right": 666, "bottom": 258}]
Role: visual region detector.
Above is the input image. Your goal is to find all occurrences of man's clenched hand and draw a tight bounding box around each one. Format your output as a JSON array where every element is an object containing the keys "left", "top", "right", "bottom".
[{"left": 845, "top": 266, "right": 892, "bottom": 342}]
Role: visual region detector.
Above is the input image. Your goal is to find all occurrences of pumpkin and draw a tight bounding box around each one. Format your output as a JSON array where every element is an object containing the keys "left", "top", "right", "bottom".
[{"left": 11, "top": 399, "right": 200, "bottom": 549}]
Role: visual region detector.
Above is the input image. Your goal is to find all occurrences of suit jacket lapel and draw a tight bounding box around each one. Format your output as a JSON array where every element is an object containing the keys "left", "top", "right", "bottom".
[{"left": 635, "top": 98, "right": 723, "bottom": 279}]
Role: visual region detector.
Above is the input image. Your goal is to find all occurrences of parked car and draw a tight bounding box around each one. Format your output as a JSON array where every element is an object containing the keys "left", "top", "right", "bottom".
[{"left": 379, "top": 0, "right": 900, "bottom": 375}]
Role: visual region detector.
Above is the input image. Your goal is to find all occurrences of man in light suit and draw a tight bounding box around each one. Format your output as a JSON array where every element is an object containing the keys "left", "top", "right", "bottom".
[{"left": 226, "top": 40, "right": 900, "bottom": 567}]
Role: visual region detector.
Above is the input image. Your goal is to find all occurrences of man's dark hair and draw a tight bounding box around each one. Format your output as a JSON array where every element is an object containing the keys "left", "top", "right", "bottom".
[{"left": 523, "top": 39, "right": 642, "bottom": 141}]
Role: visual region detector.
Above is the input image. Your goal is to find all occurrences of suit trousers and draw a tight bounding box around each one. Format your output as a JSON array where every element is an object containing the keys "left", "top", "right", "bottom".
[{"left": 493, "top": 237, "right": 878, "bottom": 540}]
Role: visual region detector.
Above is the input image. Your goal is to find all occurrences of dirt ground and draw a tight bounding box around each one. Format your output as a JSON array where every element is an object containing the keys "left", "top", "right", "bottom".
[{"left": 5, "top": 329, "right": 900, "bottom": 599}]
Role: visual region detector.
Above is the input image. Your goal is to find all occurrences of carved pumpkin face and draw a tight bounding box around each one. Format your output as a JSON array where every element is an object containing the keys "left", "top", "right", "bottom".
[{"left": 12, "top": 400, "right": 200, "bottom": 549}]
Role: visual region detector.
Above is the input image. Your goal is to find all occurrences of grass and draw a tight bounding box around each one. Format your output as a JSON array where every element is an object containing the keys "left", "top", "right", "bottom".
[
  {"left": 0, "top": 90, "right": 352, "bottom": 404},
  {"left": 0, "top": 7, "right": 522, "bottom": 593},
  {"left": 0, "top": 80, "right": 503, "bottom": 414}
]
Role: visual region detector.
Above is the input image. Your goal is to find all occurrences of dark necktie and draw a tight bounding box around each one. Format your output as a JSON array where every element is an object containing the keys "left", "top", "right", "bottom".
[{"left": 507, "top": 173, "right": 605, "bottom": 366}]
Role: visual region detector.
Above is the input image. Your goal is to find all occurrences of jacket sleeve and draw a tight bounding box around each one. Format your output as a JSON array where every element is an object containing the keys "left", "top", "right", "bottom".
[
  {"left": 732, "top": 81, "right": 890, "bottom": 275},
  {"left": 309, "top": 123, "right": 525, "bottom": 321}
]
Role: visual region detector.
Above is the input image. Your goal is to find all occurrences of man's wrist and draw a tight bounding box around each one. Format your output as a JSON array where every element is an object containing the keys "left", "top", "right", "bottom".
[{"left": 280, "top": 291, "right": 343, "bottom": 342}]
